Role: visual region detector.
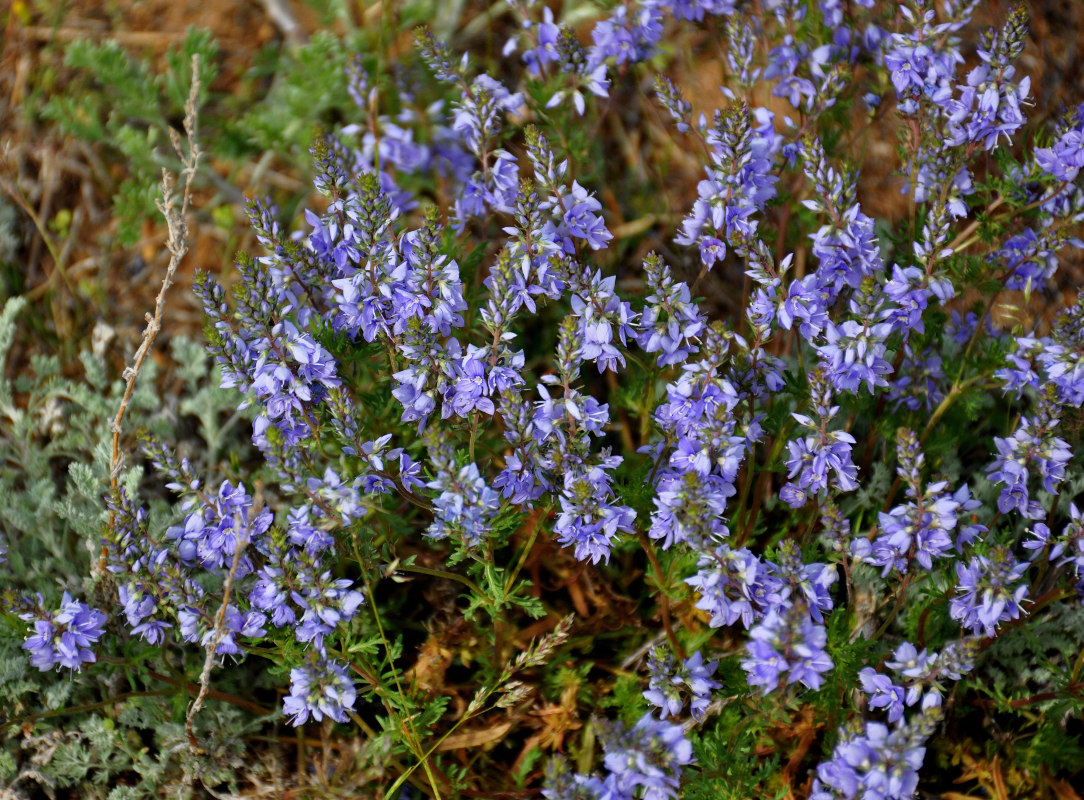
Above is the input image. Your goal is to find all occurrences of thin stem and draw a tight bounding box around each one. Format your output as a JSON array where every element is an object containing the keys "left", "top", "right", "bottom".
[
  {"left": 397, "top": 562, "right": 484, "bottom": 596},
  {"left": 186, "top": 522, "right": 247, "bottom": 754},
  {"left": 105, "top": 56, "right": 202, "bottom": 572},
  {"left": 638, "top": 532, "right": 685, "bottom": 660},
  {"left": 360, "top": 568, "right": 443, "bottom": 800},
  {"left": 870, "top": 573, "right": 913, "bottom": 641},
  {"left": 504, "top": 511, "right": 543, "bottom": 595}
]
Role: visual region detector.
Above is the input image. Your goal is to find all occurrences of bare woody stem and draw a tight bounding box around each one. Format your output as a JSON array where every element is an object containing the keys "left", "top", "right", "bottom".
[
  {"left": 103, "top": 55, "right": 202, "bottom": 569},
  {"left": 186, "top": 522, "right": 249, "bottom": 756}
]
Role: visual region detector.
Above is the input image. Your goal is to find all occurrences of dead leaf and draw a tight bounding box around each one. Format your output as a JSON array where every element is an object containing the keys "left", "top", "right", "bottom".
[
  {"left": 1050, "top": 776, "right": 1083, "bottom": 800},
  {"left": 436, "top": 719, "right": 514, "bottom": 751}
]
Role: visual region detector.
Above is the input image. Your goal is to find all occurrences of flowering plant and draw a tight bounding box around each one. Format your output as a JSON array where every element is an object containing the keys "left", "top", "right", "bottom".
[{"left": 5, "top": 0, "right": 1084, "bottom": 797}]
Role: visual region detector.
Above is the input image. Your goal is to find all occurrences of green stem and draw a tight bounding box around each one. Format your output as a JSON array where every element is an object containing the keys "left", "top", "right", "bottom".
[
  {"left": 383, "top": 691, "right": 496, "bottom": 800},
  {"left": 359, "top": 563, "right": 443, "bottom": 800},
  {"left": 638, "top": 532, "right": 685, "bottom": 659},
  {"left": 397, "top": 563, "right": 484, "bottom": 596},
  {"left": 871, "top": 573, "right": 913, "bottom": 640},
  {"left": 504, "top": 514, "right": 543, "bottom": 595},
  {"left": 2, "top": 690, "right": 175, "bottom": 728}
]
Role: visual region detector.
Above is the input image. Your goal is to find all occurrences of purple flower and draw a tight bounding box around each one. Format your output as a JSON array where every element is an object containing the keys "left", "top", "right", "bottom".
[
  {"left": 292, "top": 570, "right": 366, "bottom": 648},
  {"left": 553, "top": 461, "right": 635, "bottom": 565},
  {"left": 520, "top": 7, "right": 561, "bottom": 76},
  {"left": 286, "top": 506, "right": 335, "bottom": 554},
  {"left": 1035, "top": 106, "right": 1084, "bottom": 182},
  {"left": 854, "top": 429, "right": 973, "bottom": 575},
  {"left": 283, "top": 658, "right": 356, "bottom": 725},
  {"left": 884, "top": 9, "right": 962, "bottom": 113},
  {"left": 987, "top": 400, "right": 1071, "bottom": 519},
  {"left": 427, "top": 450, "right": 501, "bottom": 547},
  {"left": 686, "top": 545, "right": 782, "bottom": 630},
  {"left": 21, "top": 593, "right": 107, "bottom": 672},
  {"left": 1030, "top": 502, "right": 1084, "bottom": 569},
  {"left": 566, "top": 271, "right": 637, "bottom": 373},
  {"left": 649, "top": 469, "right": 733, "bottom": 549},
  {"left": 1040, "top": 292, "right": 1084, "bottom": 405},
  {"left": 950, "top": 547, "right": 1030, "bottom": 636},
  {"left": 560, "top": 181, "right": 612, "bottom": 250},
  {"left": 779, "top": 275, "right": 831, "bottom": 341},
  {"left": 249, "top": 564, "right": 297, "bottom": 629},
  {"left": 699, "top": 237, "right": 725, "bottom": 267},
  {"left": 590, "top": 3, "right": 664, "bottom": 66},
  {"left": 448, "top": 349, "right": 496, "bottom": 417},
  {"left": 544, "top": 711, "right": 694, "bottom": 800},
  {"left": 772, "top": 541, "right": 837, "bottom": 623},
  {"left": 742, "top": 606, "right": 833, "bottom": 694},
  {"left": 166, "top": 480, "right": 272, "bottom": 577},
  {"left": 812, "top": 715, "right": 934, "bottom": 800},
  {"left": 637, "top": 253, "right": 705, "bottom": 367},
  {"left": 117, "top": 585, "right": 171, "bottom": 645},
  {"left": 858, "top": 668, "right": 906, "bottom": 722},
  {"left": 452, "top": 75, "right": 522, "bottom": 154},
  {"left": 644, "top": 648, "right": 720, "bottom": 722},
  {"left": 1000, "top": 228, "right": 1059, "bottom": 293},
  {"left": 801, "top": 142, "right": 884, "bottom": 296},
  {"left": 177, "top": 604, "right": 265, "bottom": 656},
  {"left": 600, "top": 713, "right": 694, "bottom": 800},
  {"left": 884, "top": 639, "right": 979, "bottom": 709},
  {"left": 944, "top": 9, "right": 1031, "bottom": 151},
  {"left": 818, "top": 318, "right": 894, "bottom": 395},
  {"left": 782, "top": 424, "right": 859, "bottom": 506},
  {"left": 675, "top": 105, "right": 780, "bottom": 258}
]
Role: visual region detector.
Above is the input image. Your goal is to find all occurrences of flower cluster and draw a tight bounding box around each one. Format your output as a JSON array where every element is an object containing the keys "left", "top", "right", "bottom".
[
  {"left": 543, "top": 713, "right": 694, "bottom": 800},
  {"left": 989, "top": 293, "right": 1084, "bottom": 518},
  {"left": 17, "top": 2, "right": 1084, "bottom": 799},
  {"left": 949, "top": 547, "right": 1030, "bottom": 636},
  {"left": 739, "top": 542, "right": 836, "bottom": 694},
  {"left": 810, "top": 712, "right": 935, "bottom": 800},
  {"left": 20, "top": 593, "right": 107, "bottom": 672},
  {"left": 853, "top": 428, "right": 983, "bottom": 575},
  {"left": 283, "top": 658, "right": 358, "bottom": 725},
  {"left": 644, "top": 648, "right": 719, "bottom": 722}
]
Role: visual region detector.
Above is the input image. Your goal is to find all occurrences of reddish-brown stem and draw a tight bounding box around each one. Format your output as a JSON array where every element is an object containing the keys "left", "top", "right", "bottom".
[{"left": 638, "top": 532, "right": 686, "bottom": 660}]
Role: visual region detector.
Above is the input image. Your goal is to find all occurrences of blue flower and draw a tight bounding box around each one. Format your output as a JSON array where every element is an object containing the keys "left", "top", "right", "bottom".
[
  {"left": 167, "top": 480, "right": 272, "bottom": 577},
  {"left": 742, "top": 606, "right": 833, "bottom": 694},
  {"left": 21, "top": 593, "right": 107, "bottom": 672},
  {"left": 644, "top": 648, "right": 720, "bottom": 722},
  {"left": 987, "top": 400, "right": 1071, "bottom": 519},
  {"left": 426, "top": 444, "right": 501, "bottom": 548},
  {"left": 561, "top": 181, "right": 613, "bottom": 250},
  {"left": 649, "top": 469, "right": 733, "bottom": 549},
  {"left": 1034, "top": 105, "right": 1084, "bottom": 182},
  {"left": 636, "top": 253, "right": 705, "bottom": 367},
  {"left": 950, "top": 548, "right": 1030, "bottom": 636},
  {"left": 812, "top": 715, "right": 933, "bottom": 800},
  {"left": 686, "top": 544, "right": 782, "bottom": 630},
  {"left": 283, "top": 658, "right": 357, "bottom": 725},
  {"left": 858, "top": 668, "right": 906, "bottom": 723},
  {"left": 519, "top": 6, "right": 561, "bottom": 76},
  {"left": 448, "top": 349, "right": 496, "bottom": 417},
  {"left": 554, "top": 462, "right": 635, "bottom": 565}
]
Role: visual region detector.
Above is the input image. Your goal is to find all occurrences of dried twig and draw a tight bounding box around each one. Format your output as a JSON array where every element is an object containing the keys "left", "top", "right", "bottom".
[
  {"left": 259, "top": 0, "right": 308, "bottom": 46},
  {"left": 0, "top": 162, "right": 78, "bottom": 301},
  {"left": 102, "top": 55, "right": 202, "bottom": 568},
  {"left": 185, "top": 522, "right": 249, "bottom": 755}
]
